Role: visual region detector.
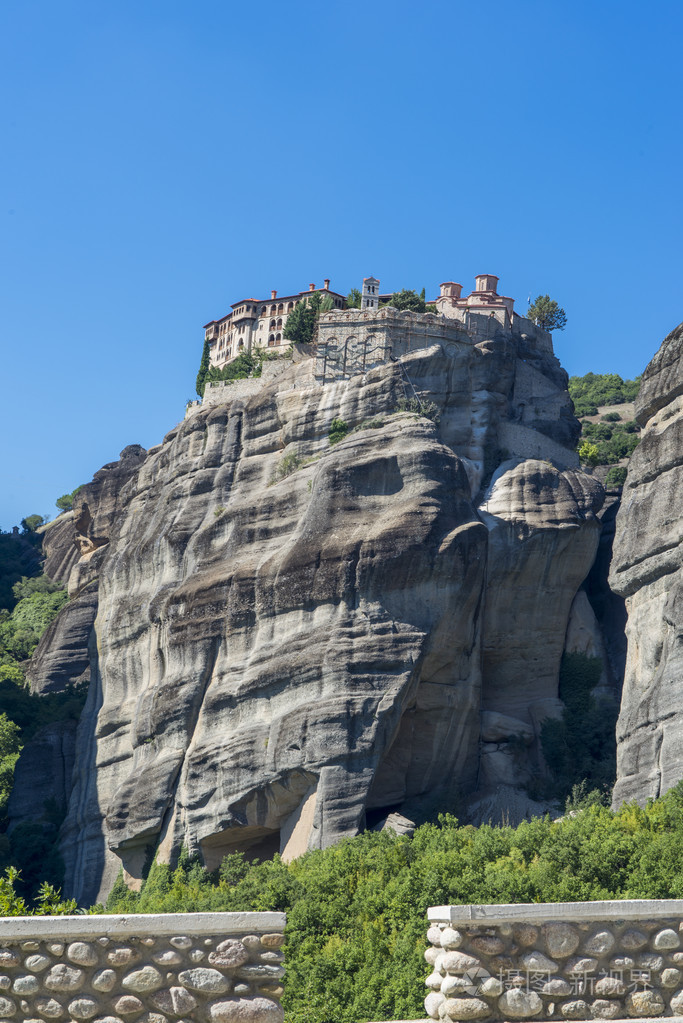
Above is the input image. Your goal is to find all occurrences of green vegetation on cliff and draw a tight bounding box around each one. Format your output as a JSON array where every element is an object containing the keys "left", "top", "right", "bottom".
[
  {"left": 100, "top": 785, "right": 683, "bottom": 1023},
  {"left": 569, "top": 372, "right": 641, "bottom": 417}
]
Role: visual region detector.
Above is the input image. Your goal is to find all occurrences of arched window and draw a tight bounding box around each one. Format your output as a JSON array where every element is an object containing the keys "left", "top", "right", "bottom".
[
  {"left": 278, "top": 303, "right": 284, "bottom": 313},
  {"left": 287, "top": 302, "right": 294, "bottom": 311},
  {"left": 238, "top": 339, "right": 244, "bottom": 348},
  {"left": 277, "top": 318, "right": 282, "bottom": 328},
  {"left": 261, "top": 306, "right": 267, "bottom": 317},
  {"left": 270, "top": 304, "right": 277, "bottom": 314},
  {"left": 268, "top": 334, "right": 275, "bottom": 346},
  {"left": 276, "top": 333, "right": 281, "bottom": 342},
  {"left": 270, "top": 319, "right": 276, "bottom": 329}
]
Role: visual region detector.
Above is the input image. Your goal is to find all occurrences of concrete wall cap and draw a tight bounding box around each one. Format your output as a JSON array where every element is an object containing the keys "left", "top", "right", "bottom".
[
  {"left": 0, "top": 912, "right": 286, "bottom": 939},
  {"left": 428, "top": 900, "right": 683, "bottom": 924}
]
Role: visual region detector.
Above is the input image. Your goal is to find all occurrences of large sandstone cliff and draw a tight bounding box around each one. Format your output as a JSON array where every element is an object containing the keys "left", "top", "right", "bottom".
[
  {"left": 15, "top": 334, "right": 604, "bottom": 904},
  {"left": 610, "top": 323, "right": 683, "bottom": 805}
]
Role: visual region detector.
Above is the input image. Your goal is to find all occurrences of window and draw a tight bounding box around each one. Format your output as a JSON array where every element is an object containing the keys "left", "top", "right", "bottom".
[
  {"left": 268, "top": 334, "right": 275, "bottom": 346},
  {"left": 271, "top": 304, "right": 277, "bottom": 313},
  {"left": 277, "top": 318, "right": 282, "bottom": 328},
  {"left": 287, "top": 302, "right": 294, "bottom": 311},
  {"left": 278, "top": 303, "right": 284, "bottom": 313},
  {"left": 276, "top": 333, "right": 281, "bottom": 342}
]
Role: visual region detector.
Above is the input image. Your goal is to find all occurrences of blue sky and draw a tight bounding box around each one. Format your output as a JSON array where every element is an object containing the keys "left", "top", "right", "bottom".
[{"left": 1, "top": 0, "right": 682, "bottom": 529}]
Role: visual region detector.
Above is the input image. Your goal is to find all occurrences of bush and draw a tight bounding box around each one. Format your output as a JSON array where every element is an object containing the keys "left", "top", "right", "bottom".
[
  {"left": 395, "top": 397, "right": 440, "bottom": 424},
  {"left": 329, "top": 419, "right": 349, "bottom": 445},
  {"left": 605, "top": 465, "right": 627, "bottom": 488},
  {"left": 602, "top": 412, "right": 622, "bottom": 422},
  {"left": 101, "top": 786, "right": 683, "bottom": 1023},
  {"left": 569, "top": 372, "right": 640, "bottom": 410},
  {"left": 271, "top": 453, "right": 302, "bottom": 483}
]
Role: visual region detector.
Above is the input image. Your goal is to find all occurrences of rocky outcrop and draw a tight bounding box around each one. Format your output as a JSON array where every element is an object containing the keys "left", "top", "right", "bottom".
[
  {"left": 16, "top": 332, "right": 600, "bottom": 904},
  {"left": 610, "top": 323, "right": 683, "bottom": 805}
]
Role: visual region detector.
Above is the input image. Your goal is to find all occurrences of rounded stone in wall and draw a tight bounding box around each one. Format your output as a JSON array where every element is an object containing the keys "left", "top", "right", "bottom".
[
  {"left": 620, "top": 929, "right": 648, "bottom": 951},
  {"left": 67, "top": 943, "right": 99, "bottom": 967},
  {"left": 441, "top": 951, "right": 480, "bottom": 973},
  {"left": 152, "top": 951, "right": 183, "bottom": 967},
  {"left": 92, "top": 969, "right": 117, "bottom": 992},
  {"left": 0, "top": 952, "right": 20, "bottom": 968},
  {"left": 589, "top": 999, "right": 622, "bottom": 1020},
  {"left": 498, "top": 989, "right": 543, "bottom": 1018},
  {"left": 442, "top": 997, "right": 491, "bottom": 1020},
  {"left": 34, "top": 997, "right": 64, "bottom": 1018},
  {"left": 12, "top": 975, "right": 40, "bottom": 994},
  {"left": 670, "top": 988, "right": 683, "bottom": 1014},
  {"left": 113, "top": 995, "right": 145, "bottom": 1016},
  {"left": 427, "top": 926, "right": 444, "bottom": 946},
  {"left": 260, "top": 935, "right": 284, "bottom": 950},
  {"left": 440, "top": 928, "right": 464, "bottom": 951},
  {"left": 470, "top": 935, "right": 504, "bottom": 956},
  {"left": 559, "top": 999, "right": 589, "bottom": 1019},
  {"left": 108, "top": 949, "right": 140, "bottom": 967},
  {"left": 0, "top": 995, "right": 16, "bottom": 1017},
  {"left": 653, "top": 928, "right": 680, "bottom": 950},
  {"left": 68, "top": 997, "right": 100, "bottom": 1020},
  {"left": 190, "top": 949, "right": 205, "bottom": 962},
  {"left": 207, "top": 996, "right": 285, "bottom": 1023},
  {"left": 425, "top": 946, "right": 441, "bottom": 966},
  {"left": 637, "top": 953, "right": 663, "bottom": 971},
  {"left": 520, "top": 950, "right": 558, "bottom": 973},
  {"left": 625, "top": 989, "right": 665, "bottom": 1016},
  {"left": 177, "top": 968, "right": 230, "bottom": 994},
  {"left": 44, "top": 964, "right": 85, "bottom": 993},
  {"left": 583, "top": 932, "right": 615, "bottom": 956},
  {"left": 566, "top": 956, "right": 598, "bottom": 975},
  {"left": 594, "top": 977, "right": 626, "bottom": 997},
  {"left": 121, "top": 967, "right": 164, "bottom": 994},
  {"left": 425, "top": 971, "right": 443, "bottom": 991},
  {"left": 24, "top": 954, "right": 51, "bottom": 972},
  {"left": 662, "top": 967, "right": 682, "bottom": 987},
  {"left": 512, "top": 925, "right": 538, "bottom": 948},
  {"left": 542, "top": 979, "right": 571, "bottom": 996},
  {"left": 169, "top": 938, "right": 192, "bottom": 950},
  {"left": 0, "top": 976, "right": 10, "bottom": 991},
  {"left": 151, "top": 987, "right": 198, "bottom": 1015},
  {"left": 210, "top": 941, "right": 250, "bottom": 968},
  {"left": 544, "top": 923, "right": 580, "bottom": 958},
  {"left": 424, "top": 990, "right": 445, "bottom": 1020},
  {"left": 241, "top": 937, "right": 262, "bottom": 952}
]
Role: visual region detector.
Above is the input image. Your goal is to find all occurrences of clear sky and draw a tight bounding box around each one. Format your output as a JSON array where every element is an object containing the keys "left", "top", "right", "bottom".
[{"left": 1, "top": 0, "right": 682, "bottom": 530}]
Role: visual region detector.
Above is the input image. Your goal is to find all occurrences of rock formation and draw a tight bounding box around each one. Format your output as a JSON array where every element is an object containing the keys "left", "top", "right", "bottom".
[
  {"left": 610, "top": 322, "right": 683, "bottom": 805},
  {"left": 12, "top": 331, "right": 604, "bottom": 904}
]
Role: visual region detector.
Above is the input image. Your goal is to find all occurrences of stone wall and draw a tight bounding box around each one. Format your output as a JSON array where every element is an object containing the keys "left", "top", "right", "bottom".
[
  {"left": 425, "top": 901, "right": 683, "bottom": 1021},
  {"left": 0, "top": 912, "right": 285, "bottom": 1023},
  {"left": 316, "top": 307, "right": 472, "bottom": 383}
]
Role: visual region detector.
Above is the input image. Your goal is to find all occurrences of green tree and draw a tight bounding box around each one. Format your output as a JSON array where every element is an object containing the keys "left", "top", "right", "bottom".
[
  {"left": 605, "top": 465, "right": 628, "bottom": 487},
  {"left": 0, "top": 713, "right": 22, "bottom": 820},
  {"left": 55, "top": 486, "right": 83, "bottom": 513},
  {"left": 385, "top": 289, "right": 425, "bottom": 312},
  {"left": 578, "top": 441, "right": 599, "bottom": 466},
  {"left": 283, "top": 296, "right": 321, "bottom": 345},
  {"left": 195, "top": 339, "right": 211, "bottom": 398},
  {"left": 346, "top": 288, "right": 362, "bottom": 308},
  {"left": 21, "top": 515, "right": 46, "bottom": 534},
  {"left": 528, "top": 294, "right": 567, "bottom": 332}
]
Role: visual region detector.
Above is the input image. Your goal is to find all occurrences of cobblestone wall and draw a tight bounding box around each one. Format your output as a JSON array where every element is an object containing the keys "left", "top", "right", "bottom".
[
  {"left": 426, "top": 901, "right": 683, "bottom": 1021},
  {"left": 0, "top": 912, "right": 285, "bottom": 1023}
]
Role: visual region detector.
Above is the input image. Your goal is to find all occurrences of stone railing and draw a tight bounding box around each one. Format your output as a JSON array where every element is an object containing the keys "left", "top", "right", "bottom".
[
  {"left": 0, "top": 911, "right": 285, "bottom": 1023},
  {"left": 425, "top": 900, "right": 683, "bottom": 1021}
]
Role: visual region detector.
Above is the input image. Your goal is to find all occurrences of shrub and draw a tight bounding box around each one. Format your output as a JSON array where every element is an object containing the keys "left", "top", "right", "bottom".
[
  {"left": 602, "top": 412, "right": 622, "bottom": 422},
  {"left": 271, "top": 453, "right": 302, "bottom": 483},
  {"left": 329, "top": 418, "right": 349, "bottom": 445},
  {"left": 395, "top": 397, "right": 440, "bottom": 424},
  {"left": 605, "top": 465, "right": 628, "bottom": 488}
]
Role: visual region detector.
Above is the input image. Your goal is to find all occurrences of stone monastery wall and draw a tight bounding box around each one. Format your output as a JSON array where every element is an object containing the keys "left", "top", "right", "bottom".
[
  {"left": 425, "top": 900, "right": 683, "bottom": 1021},
  {"left": 315, "top": 306, "right": 472, "bottom": 383},
  {"left": 0, "top": 912, "right": 285, "bottom": 1023}
]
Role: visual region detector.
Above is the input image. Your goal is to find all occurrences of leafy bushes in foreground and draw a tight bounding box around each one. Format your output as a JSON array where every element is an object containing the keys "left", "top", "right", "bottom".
[{"left": 103, "top": 786, "right": 683, "bottom": 1023}]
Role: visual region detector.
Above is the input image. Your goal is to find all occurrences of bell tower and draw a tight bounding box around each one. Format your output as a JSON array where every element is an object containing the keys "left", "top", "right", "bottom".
[{"left": 362, "top": 276, "right": 380, "bottom": 309}]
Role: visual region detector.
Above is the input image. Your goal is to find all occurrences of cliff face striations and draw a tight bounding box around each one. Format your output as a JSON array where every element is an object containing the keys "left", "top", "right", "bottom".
[
  {"left": 16, "top": 335, "right": 603, "bottom": 905},
  {"left": 610, "top": 323, "right": 683, "bottom": 805}
]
